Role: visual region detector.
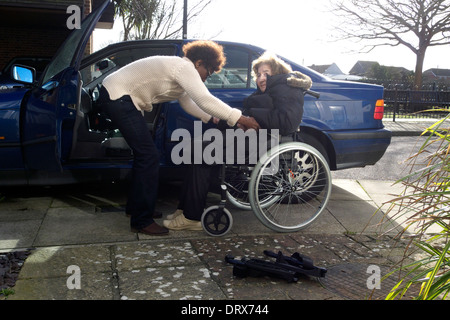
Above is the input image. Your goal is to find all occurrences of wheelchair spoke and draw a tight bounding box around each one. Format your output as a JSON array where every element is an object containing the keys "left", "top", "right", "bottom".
[{"left": 249, "top": 142, "right": 332, "bottom": 232}]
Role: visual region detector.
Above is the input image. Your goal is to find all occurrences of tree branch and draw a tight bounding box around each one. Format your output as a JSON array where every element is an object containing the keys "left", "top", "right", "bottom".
[{"left": 328, "top": 0, "right": 450, "bottom": 86}]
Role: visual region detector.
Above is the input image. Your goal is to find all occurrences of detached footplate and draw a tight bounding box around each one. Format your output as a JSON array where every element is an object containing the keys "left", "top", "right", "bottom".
[{"left": 225, "top": 250, "right": 327, "bottom": 283}]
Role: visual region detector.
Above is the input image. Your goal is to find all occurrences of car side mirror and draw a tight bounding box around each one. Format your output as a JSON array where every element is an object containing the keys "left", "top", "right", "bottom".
[{"left": 11, "top": 65, "right": 35, "bottom": 84}]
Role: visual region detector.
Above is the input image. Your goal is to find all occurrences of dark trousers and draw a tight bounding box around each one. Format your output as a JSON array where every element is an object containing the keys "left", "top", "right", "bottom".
[
  {"left": 177, "top": 129, "right": 279, "bottom": 221},
  {"left": 177, "top": 132, "right": 261, "bottom": 221},
  {"left": 99, "top": 87, "right": 160, "bottom": 229},
  {"left": 178, "top": 164, "right": 220, "bottom": 221}
]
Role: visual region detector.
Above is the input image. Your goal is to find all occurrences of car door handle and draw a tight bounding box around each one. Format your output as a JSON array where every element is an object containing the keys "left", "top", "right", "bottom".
[{"left": 41, "top": 80, "right": 59, "bottom": 91}]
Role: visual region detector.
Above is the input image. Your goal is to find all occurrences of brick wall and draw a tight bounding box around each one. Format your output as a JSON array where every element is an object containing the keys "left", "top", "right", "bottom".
[
  {"left": 84, "top": 0, "right": 92, "bottom": 56},
  {"left": 0, "top": 0, "right": 113, "bottom": 70},
  {"left": 0, "top": 27, "right": 70, "bottom": 69},
  {"left": 0, "top": 0, "right": 88, "bottom": 70}
]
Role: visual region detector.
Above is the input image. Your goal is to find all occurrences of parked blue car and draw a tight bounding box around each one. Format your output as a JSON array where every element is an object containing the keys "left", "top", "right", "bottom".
[
  {"left": 0, "top": 0, "right": 391, "bottom": 187},
  {"left": 0, "top": 56, "right": 51, "bottom": 90}
]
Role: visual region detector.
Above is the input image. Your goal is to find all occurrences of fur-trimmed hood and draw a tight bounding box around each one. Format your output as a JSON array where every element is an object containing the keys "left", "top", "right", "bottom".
[
  {"left": 243, "top": 71, "right": 307, "bottom": 135},
  {"left": 286, "top": 71, "right": 312, "bottom": 90},
  {"left": 262, "top": 71, "right": 313, "bottom": 93}
]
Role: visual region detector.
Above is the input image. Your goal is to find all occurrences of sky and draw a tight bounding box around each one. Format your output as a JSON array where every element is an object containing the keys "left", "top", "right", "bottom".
[{"left": 93, "top": 0, "right": 450, "bottom": 74}]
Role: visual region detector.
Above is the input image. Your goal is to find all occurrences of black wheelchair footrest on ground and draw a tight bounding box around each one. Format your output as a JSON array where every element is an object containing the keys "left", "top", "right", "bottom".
[
  {"left": 264, "top": 250, "right": 327, "bottom": 278},
  {"left": 225, "top": 255, "right": 300, "bottom": 283},
  {"left": 225, "top": 250, "right": 327, "bottom": 283}
]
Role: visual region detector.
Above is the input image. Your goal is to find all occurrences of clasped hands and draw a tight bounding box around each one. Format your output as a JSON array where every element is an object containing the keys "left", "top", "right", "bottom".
[{"left": 211, "top": 115, "right": 260, "bottom": 131}]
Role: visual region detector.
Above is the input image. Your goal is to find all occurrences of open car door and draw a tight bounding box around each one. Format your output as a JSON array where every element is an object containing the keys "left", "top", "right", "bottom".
[{"left": 21, "top": 0, "right": 112, "bottom": 171}]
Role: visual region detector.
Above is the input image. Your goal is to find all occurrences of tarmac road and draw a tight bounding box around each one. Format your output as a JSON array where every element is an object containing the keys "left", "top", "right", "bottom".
[{"left": 332, "top": 135, "right": 438, "bottom": 181}]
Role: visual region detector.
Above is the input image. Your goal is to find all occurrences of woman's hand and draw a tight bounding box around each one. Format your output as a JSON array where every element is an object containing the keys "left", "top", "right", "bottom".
[{"left": 237, "top": 116, "right": 260, "bottom": 131}]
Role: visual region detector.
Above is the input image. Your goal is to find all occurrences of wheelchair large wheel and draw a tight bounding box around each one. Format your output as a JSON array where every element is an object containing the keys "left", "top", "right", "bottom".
[
  {"left": 248, "top": 142, "right": 332, "bottom": 232},
  {"left": 225, "top": 166, "right": 280, "bottom": 210},
  {"left": 201, "top": 206, "right": 233, "bottom": 237}
]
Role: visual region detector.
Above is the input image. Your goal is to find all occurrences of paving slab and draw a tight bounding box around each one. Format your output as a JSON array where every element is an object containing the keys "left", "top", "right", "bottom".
[{"left": 1, "top": 174, "right": 445, "bottom": 301}]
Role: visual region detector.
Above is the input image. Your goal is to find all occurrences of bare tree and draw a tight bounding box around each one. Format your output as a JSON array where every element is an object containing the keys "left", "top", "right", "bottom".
[
  {"left": 114, "top": 0, "right": 212, "bottom": 41},
  {"left": 329, "top": 0, "right": 450, "bottom": 88}
]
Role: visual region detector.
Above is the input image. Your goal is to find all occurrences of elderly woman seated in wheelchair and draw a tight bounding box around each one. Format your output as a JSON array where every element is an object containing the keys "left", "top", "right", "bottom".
[{"left": 164, "top": 52, "right": 331, "bottom": 236}]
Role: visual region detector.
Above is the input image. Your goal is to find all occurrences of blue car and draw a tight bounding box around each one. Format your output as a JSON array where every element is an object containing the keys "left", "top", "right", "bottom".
[
  {"left": 0, "top": 0, "right": 391, "bottom": 187},
  {"left": 0, "top": 56, "right": 51, "bottom": 90}
]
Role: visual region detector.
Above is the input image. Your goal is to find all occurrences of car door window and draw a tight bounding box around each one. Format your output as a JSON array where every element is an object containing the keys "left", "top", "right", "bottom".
[
  {"left": 205, "top": 46, "right": 256, "bottom": 89},
  {"left": 106, "top": 46, "right": 176, "bottom": 68},
  {"left": 80, "top": 58, "right": 117, "bottom": 87},
  {"left": 80, "top": 45, "right": 176, "bottom": 96}
]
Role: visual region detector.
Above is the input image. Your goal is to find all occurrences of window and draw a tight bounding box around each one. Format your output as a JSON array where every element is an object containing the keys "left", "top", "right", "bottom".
[
  {"left": 205, "top": 46, "right": 256, "bottom": 89},
  {"left": 80, "top": 45, "right": 176, "bottom": 92},
  {"left": 80, "top": 58, "right": 117, "bottom": 87},
  {"left": 106, "top": 46, "right": 176, "bottom": 69},
  {"left": 40, "top": 6, "right": 100, "bottom": 85}
]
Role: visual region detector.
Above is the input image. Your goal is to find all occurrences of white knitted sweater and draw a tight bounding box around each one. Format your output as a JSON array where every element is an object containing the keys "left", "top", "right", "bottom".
[{"left": 102, "top": 56, "right": 242, "bottom": 126}]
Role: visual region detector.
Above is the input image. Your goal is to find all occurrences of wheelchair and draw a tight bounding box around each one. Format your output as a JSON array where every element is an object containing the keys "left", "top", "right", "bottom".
[{"left": 201, "top": 132, "right": 332, "bottom": 237}]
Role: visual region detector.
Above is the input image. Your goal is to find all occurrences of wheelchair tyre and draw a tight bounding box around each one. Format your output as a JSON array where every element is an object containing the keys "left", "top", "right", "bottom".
[
  {"left": 201, "top": 206, "right": 233, "bottom": 237},
  {"left": 248, "top": 142, "right": 332, "bottom": 232}
]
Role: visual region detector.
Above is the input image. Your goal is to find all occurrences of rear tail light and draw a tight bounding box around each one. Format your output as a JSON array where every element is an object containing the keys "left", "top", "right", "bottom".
[{"left": 374, "top": 99, "right": 384, "bottom": 120}]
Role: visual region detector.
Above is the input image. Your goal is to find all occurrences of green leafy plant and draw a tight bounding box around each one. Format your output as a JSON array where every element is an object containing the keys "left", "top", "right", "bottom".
[
  {"left": 383, "top": 111, "right": 450, "bottom": 300},
  {"left": 0, "top": 288, "right": 15, "bottom": 299}
]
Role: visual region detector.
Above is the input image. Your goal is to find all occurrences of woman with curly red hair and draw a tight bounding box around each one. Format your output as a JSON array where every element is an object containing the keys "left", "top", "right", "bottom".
[{"left": 98, "top": 40, "right": 260, "bottom": 236}]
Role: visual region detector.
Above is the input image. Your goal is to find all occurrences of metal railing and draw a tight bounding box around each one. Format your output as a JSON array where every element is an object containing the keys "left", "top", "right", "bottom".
[{"left": 383, "top": 89, "right": 450, "bottom": 120}]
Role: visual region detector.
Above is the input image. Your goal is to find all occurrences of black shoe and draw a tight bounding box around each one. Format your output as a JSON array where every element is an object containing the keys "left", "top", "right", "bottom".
[{"left": 130, "top": 222, "right": 169, "bottom": 236}]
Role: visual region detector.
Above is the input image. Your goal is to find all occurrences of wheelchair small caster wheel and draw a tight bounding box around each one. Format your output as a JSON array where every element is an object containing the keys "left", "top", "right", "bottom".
[{"left": 201, "top": 206, "right": 233, "bottom": 237}]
